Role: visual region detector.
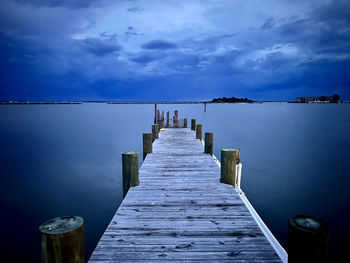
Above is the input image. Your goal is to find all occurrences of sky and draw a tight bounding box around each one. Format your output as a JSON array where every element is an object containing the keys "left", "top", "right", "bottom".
[{"left": 0, "top": 0, "right": 349, "bottom": 101}]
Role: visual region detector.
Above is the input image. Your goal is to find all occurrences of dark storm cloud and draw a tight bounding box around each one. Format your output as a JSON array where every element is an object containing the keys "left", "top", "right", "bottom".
[
  {"left": 15, "top": 0, "right": 98, "bottom": 9},
  {"left": 77, "top": 37, "right": 121, "bottom": 57},
  {"left": 130, "top": 52, "right": 162, "bottom": 64},
  {"left": 127, "top": 7, "right": 144, "bottom": 12},
  {"left": 141, "top": 40, "right": 177, "bottom": 50},
  {"left": 261, "top": 18, "right": 276, "bottom": 30},
  {"left": 1, "top": 0, "right": 350, "bottom": 101}
]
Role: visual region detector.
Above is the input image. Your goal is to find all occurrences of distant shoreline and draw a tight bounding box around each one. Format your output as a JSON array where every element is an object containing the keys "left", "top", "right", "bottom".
[
  {"left": 0, "top": 100, "right": 272, "bottom": 105},
  {"left": 1, "top": 100, "right": 348, "bottom": 105}
]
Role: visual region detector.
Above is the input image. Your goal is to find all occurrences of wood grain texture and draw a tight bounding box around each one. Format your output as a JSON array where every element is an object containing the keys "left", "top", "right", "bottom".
[{"left": 89, "top": 128, "right": 282, "bottom": 262}]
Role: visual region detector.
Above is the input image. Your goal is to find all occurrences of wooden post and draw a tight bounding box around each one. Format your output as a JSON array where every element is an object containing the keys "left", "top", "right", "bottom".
[
  {"left": 166, "top": 111, "right": 169, "bottom": 127},
  {"left": 156, "top": 110, "right": 160, "bottom": 124},
  {"left": 122, "top": 151, "right": 139, "bottom": 197},
  {"left": 39, "top": 216, "right": 84, "bottom": 263},
  {"left": 191, "top": 119, "right": 196, "bottom": 131},
  {"left": 174, "top": 110, "right": 179, "bottom": 127},
  {"left": 204, "top": 102, "right": 207, "bottom": 112},
  {"left": 143, "top": 133, "right": 152, "bottom": 160},
  {"left": 288, "top": 215, "right": 329, "bottom": 263},
  {"left": 152, "top": 124, "right": 158, "bottom": 142},
  {"left": 184, "top": 118, "right": 187, "bottom": 128},
  {"left": 196, "top": 124, "right": 202, "bottom": 140},
  {"left": 154, "top": 104, "right": 157, "bottom": 124},
  {"left": 220, "top": 149, "right": 240, "bottom": 186},
  {"left": 204, "top": 132, "right": 213, "bottom": 155}
]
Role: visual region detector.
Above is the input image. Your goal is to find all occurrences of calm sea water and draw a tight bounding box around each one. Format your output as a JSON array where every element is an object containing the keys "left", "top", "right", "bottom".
[{"left": 0, "top": 103, "right": 349, "bottom": 262}]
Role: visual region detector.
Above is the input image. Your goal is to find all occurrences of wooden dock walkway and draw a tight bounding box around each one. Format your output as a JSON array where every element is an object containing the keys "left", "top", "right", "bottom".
[{"left": 89, "top": 128, "right": 283, "bottom": 262}]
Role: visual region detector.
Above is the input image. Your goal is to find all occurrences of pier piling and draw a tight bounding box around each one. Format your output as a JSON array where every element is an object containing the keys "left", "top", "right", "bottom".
[
  {"left": 122, "top": 151, "right": 139, "bottom": 197},
  {"left": 143, "top": 133, "right": 152, "bottom": 160},
  {"left": 39, "top": 216, "right": 84, "bottom": 263},
  {"left": 204, "top": 132, "right": 213, "bottom": 155},
  {"left": 196, "top": 124, "right": 203, "bottom": 140},
  {"left": 220, "top": 149, "right": 240, "bottom": 186},
  {"left": 166, "top": 111, "right": 169, "bottom": 127},
  {"left": 288, "top": 215, "right": 329, "bottom": 263},
  {"left": 191, "top": 119, "right": 196, "bottom": 131},
  {"left": 152, "top": 124, "right": 158, "bottom": 142}
]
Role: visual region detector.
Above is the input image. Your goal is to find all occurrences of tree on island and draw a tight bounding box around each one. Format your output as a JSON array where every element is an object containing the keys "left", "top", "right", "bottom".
[
  {"left": 211, "top": 96, "right": 253, "bottom": 103},
  {"left": 331, "top": 94, "right": 340, "bottom": 103}
]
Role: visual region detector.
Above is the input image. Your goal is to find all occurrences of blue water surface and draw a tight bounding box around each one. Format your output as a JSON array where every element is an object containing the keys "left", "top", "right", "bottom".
[{"left": 0, "top": 103, "right": 349, "bottom": 262}]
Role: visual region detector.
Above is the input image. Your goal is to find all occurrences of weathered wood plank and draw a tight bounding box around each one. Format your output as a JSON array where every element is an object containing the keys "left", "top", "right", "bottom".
[{"left": 88, "top": 128, "right": 282, "bottom": 262}]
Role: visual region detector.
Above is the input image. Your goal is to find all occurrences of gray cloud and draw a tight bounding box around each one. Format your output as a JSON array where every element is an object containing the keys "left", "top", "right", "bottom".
[
  {"left": 127, "top": 7, "right": 144, "bottom": 12},
  {"left": 1, "top": 0, "right": 349, "bottom": 99},
  {"left": 77, "top": 37, "right": 121, "bottom": 57},
  {"left": 142, "top": 40, "right": 177, "bottom": 50},
  {"left": 15, "top": 0, "right": 99, "bottom": 9}
]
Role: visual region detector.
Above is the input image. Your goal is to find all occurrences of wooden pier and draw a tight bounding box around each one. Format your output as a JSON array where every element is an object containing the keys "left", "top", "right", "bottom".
[{"left": 89, "top": 128, "right": 284, "bottom": 262}]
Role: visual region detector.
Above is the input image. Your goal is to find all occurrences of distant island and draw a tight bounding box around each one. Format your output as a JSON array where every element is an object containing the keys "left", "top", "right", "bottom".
[{"left": 211, "top": 97, "right": 254, "bottom": 103}]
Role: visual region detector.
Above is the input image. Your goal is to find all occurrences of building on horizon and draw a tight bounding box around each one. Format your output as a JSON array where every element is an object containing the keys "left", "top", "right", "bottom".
[{"left": 296, "top": 96, "right": 332, "bottom": 103}]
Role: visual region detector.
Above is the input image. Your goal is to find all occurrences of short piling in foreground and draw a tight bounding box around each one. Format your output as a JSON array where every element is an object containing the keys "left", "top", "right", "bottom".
[
  {"left": 196, "top": 124, "right": 202, "bottom": 140},
  {"left": 288, "top": 215, "right": 329, "bottom": 263},
  {"left": 220, "top": 149, "right": 240, "bottom": 186},
  {"left": 122, "top": 151, "right": 139, "bottom": 197},
  {"left": 191, "top": 119, "right": 196, "bottom": 131},
  {"left": 152, "top": 124, "right": 158, "bottom": 142},
  {"left": 204, "top": 132, "right": 213, "bottom": 155},
  {"left": 143, "top": 133, "right": 152, "bottom": 160},
  {"left": 39, "top": 216, "right": 84, "bottom": 263}
]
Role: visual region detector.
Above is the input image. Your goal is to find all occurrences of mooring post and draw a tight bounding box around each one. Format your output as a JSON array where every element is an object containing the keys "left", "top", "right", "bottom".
[
  {"left": 191, "top": 119, "right": 196, "bottom": 131},
  {"left": 184, "top": 118, "right": 187, "bottom": 128},
  {"left": 288, "top": 215, "right": 329, "bottom": 263},
  {"left": 143, "top": 133, "right": 152, "bottom": 160},
  {"left": 154, "top": 104, "right": 157, "bottom": 124},
  {"left": 152, "top": 124, "right": 158, "bottom": 142},
  {"left": 39, "top": 216, "right": 84, "bottom": 263},
  {"left": 174, "top": 110, "right": 179, "bottom": 127},
  {"left": 156, "top": 110, "right": 160, "bottom": 124},
  {"left": 220, "top": 149, "right": 240, "bottom": 186},
  {"left": 196, "top": 124, "right": 202, "bottom": 140},
  {"left": 204, "top": 132, "right": 213, "bottom": 155},
  {"left": 166, "top": 111, "right": 169, "bottom": 127},
  {"left": 122, "top": 151, "right": 139, "bottom": 197}
]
